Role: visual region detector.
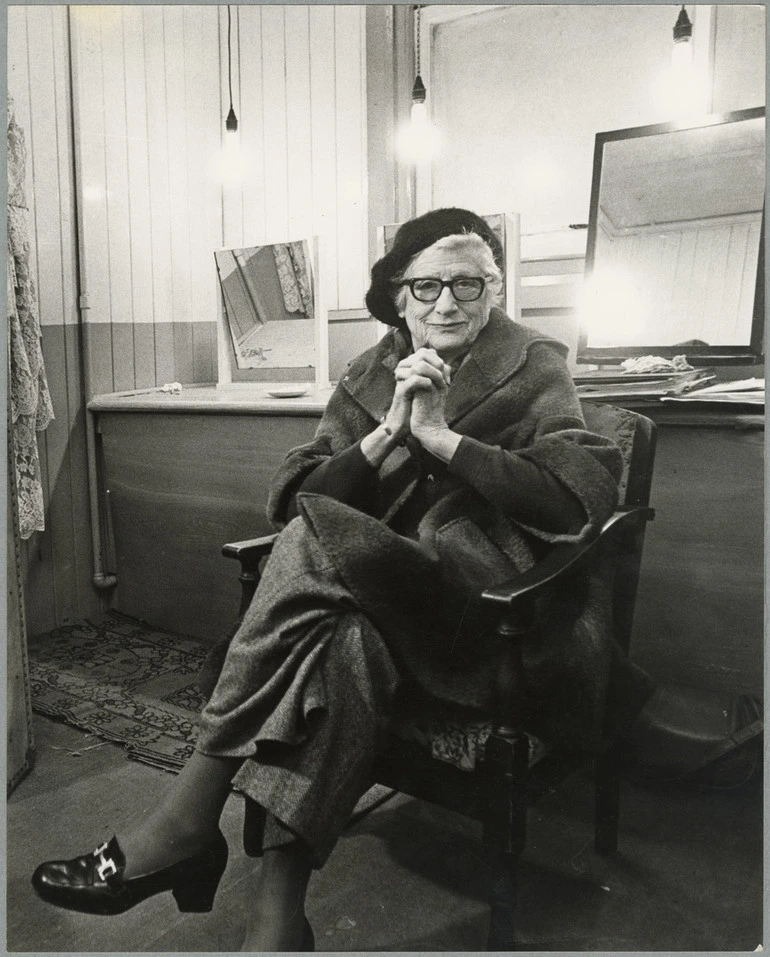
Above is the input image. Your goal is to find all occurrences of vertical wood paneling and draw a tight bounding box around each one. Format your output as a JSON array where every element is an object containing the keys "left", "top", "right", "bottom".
[
  {"left": 226, "top": 4, "right": 249, "bottom": 246},
  {"left": 143, "top": 6, "right": 175, "bottom": 332},
  {"left": 52, "top": 9, "right": 79, "bottom": 331},
  {"left": 82, "top": 323, "right": 116, "bottom": 398},
  {"left": 154, "top": 323, "right": 177, "bottom": 385},
  {"left": 163, "top": 7, "right": 193, "bottom": 326},
  {"left": 123, "top": 7, "right": 155, "bottom": 390},
  {"left": 309, "top": 6, "right": 339, "bottom": 307},
  {"left": 172, "top": 324, "right": 194, "bottom": 384},
  {"left": 101, "top": 9, "right": 134, "bottom": 343},
  {"left": 25, "top": 7, "right": 65, "bottom": 330},
  {"left": 63, "top": 329, "right": 99, "bottom": 622},
  {"left": 192, "top": 322, "right": 216, "bottom": 384},
  {"left": 71, "top": 8, "right": 112, "bottom": 333},
  {"left": 183, "top": 6, "right": 221, "bottom": 336},
  {"left": 670, "top": 230, "right": 698, "bottom": 344},
  {"left": 261, "top": 6, "right": 290, "bottom": 242},
  {"left": 111, "top": 325, "right": 136, "bottom": 392},
  {"left": 736, "top": 220, "right": 762, "bottom": 338},
  {"left": 334, "top": 6, "right": 367, "bottom": 309},
  {"left": 39, "top": 326, "right": 79, "bottom": 625},
  {"left": 285, "top": 6, "right": 313, "bottom": 241},
  {"left": 721, "top": 225, "right": 750, "bottom": 342}
]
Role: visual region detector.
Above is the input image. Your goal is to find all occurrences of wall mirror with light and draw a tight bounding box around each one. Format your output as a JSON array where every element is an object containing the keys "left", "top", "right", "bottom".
[
  {"left": 214, "top": 238, "right": 328, "bottom": 387},
  {"left": 579, "top": 106, "right": 765, "bottom": 366}
]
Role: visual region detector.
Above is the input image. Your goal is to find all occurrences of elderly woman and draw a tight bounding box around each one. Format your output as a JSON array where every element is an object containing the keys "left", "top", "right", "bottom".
[{"left": 33, "top": 208, "right": 658, "bottom": 950}]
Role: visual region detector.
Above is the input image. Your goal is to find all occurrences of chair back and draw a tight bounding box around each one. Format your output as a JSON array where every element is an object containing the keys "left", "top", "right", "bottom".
[
  {"left": 580, "top": 401, "right": 657, "bottom": 508},
  {"left": 580, "top": 401, "right": 657, "bottom": 656}
]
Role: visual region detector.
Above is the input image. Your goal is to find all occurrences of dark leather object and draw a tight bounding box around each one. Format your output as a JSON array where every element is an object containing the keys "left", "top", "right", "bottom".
[
  {"left": 31, "top": 831, "right": 228, "bottom": 915},
  {"left": 623, "top": 684, "right": 763, "bottom": 788}
]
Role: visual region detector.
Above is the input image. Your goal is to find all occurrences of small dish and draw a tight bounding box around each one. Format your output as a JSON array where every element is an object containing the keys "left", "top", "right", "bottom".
[{"left": 266, "top": 388, "right": 309, "bottom": 399}]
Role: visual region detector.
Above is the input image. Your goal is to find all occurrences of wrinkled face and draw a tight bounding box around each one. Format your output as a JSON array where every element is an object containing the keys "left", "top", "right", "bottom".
[{"left": 397, "top": 236, "right": 495, "bottom": 361}]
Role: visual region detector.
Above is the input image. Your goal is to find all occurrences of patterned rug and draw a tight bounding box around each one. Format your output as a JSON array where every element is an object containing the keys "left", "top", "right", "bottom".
[
  {"left": 27, "top": 611, "right": 395, "bottom": 818},
  {"left": 27, "top": 611, "right": 209, "bottom": 771}
]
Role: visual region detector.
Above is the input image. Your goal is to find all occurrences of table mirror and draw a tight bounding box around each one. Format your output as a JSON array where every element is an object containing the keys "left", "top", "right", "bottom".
[
  {"left": 579, "top": 107, "right": 765, "bottom": 365},
  {"left": 215, "top": 239, "right": 323, "bottom": 383}
]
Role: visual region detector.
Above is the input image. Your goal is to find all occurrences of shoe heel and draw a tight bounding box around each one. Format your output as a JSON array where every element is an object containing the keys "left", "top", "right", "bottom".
[
  {"left": 172, "top": 872, "right": 221, "bottom": 913},
  {"left": 171, "top": 837, "right": 228, "bottom": 914}
]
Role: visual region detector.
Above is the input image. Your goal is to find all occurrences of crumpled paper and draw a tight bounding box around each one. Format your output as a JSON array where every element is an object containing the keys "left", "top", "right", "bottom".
[{"left": 621, "top": 355, "right": 693, "bottom": 374}]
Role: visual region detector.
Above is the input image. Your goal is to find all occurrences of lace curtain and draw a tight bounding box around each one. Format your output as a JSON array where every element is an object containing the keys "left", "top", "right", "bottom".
[
  {"left": 7, "top": 96, "right": 54, "bottom": 539},
  {"left": 272, "top": 242, "right": 314, "bottom": 318}
]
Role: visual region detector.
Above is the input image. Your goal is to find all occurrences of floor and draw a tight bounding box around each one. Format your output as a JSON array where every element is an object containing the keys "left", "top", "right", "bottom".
[{"left": 7, "top": 715, "right": 764, "bottom": 953}]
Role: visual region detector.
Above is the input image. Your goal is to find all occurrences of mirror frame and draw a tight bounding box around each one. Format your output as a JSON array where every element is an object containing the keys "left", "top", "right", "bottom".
[
  {"left": 578, "top": 106, "right": 765, "bottom": 366},
  {"left": 215, "top": 236, "right": 329, "bottom": 389}
]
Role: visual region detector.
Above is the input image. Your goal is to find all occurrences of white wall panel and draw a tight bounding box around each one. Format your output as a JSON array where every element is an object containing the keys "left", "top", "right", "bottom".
[
  {"left": 334, "top": 6, "right": 368, "bottom": 309},
  {"left": 101, "top": 9, "right": 134, "bottom": 332},
  {"left": 233, "top": 5, "right": 261, "bottom": 246},
  {"left": 122, "top": 9, "right": 154, "bottom": 331},
  {"left": 71, "top": 7, "right": 113, "bottom": 327},
  {"left": 141, "top": 6, "right": 175, "bottom": 328},
  {"left": 285, "top": 6, "right": 313, "bottom": 242},
  {"left": 260, "top": 6, "right": 291, "bottom": 244},
  {"left": 309, "top": 5, "right": 340, "bottom": 305}
]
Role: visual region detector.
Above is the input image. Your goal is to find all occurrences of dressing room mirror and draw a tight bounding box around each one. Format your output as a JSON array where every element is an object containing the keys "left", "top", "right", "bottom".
[
  {"left": 215, "top": 240, "right": 316, "bottom": 373},
  {"left": 579, "top": 107, "right": 765, "bottom": 364}
]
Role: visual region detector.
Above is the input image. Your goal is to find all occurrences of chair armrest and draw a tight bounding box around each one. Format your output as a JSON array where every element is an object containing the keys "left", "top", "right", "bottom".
[
  {"left": 481, "top": 506, "right": 654, "bottom": 610},
  {"left": 222, "top": 533, "right": 279, "bottom": 619},
  {"left": 222, "top": 534, "right": 279, "bottom": 566}
]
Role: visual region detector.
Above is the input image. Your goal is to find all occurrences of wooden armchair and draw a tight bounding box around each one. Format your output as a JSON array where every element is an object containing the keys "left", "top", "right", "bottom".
[{"left": 222, "top": 402, "right": 656, "bottom": 950}]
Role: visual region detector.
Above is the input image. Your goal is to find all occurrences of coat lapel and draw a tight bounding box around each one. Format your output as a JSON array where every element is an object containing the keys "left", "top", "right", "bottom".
[
  {"left": 339, "top": 328, "right": 409, "bottom": 423},
  {"left": 445, "top": 309, "right": 566, "bottom": 425}
]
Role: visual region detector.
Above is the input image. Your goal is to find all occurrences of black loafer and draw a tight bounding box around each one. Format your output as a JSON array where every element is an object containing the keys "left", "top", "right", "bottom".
[{"left": 31, "top": 831, "right": 228, "bottom": 916}]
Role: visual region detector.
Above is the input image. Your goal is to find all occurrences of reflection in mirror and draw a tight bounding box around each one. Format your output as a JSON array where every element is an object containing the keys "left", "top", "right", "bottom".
[
  {"left": 581, "top": 108, "right": 765, "bottom": 363},
  {"left": 215, "top": 240, "right": 315, "bottom": 371}
]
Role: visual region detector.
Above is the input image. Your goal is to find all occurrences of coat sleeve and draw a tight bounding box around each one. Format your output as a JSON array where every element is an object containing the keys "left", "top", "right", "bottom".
[
  {"left": 266, "top": 383, "right": 378, "bottom": 528},
  {"left": 448, "top": 342, "right": 623, "bottom": 543}
]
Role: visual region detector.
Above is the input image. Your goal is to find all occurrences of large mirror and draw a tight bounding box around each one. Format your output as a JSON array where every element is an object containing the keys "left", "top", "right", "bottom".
[
  {"left": 579, "top": 107, "right": 765, "bottom": 365},
  {"left": 215, "top": 240, "right": 316, "bottom": 376}
]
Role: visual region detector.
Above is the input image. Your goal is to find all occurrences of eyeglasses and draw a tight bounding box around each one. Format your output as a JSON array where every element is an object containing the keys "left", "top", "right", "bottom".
[{"left": 399, "top": 277, "right": 487, "bottom": 303}]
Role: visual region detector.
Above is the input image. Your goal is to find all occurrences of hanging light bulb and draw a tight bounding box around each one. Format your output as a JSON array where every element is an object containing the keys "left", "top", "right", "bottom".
[
  {"left": 220, "top": 6, "right": 244, "bottom": 184},
  {"left": 667, "top": 5, "right": 703, "bottom": 117},
  {"left": 671, "top": 5, "right": 693, "bottom": 70},
  {"left": 396, "top": 6, "right": 439, "bottom": 163}
]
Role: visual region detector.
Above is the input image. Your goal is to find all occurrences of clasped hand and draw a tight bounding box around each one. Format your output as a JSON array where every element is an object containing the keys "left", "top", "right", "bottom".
[{"left": 382, "top": 347, "right": 451, "bottom": 445}]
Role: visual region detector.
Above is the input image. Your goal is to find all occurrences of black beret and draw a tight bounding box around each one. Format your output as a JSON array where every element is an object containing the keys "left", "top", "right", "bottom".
[{"left": 365, "top": 207, "right": 504, "bottom": 329}]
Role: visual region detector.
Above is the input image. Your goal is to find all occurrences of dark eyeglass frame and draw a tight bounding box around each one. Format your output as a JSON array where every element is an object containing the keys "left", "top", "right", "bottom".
[{"left": 398, "top": 277, "right": 487, "bottom": 303}]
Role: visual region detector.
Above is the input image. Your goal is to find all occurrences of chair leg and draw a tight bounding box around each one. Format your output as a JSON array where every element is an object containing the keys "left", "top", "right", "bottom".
[
  {"left": 482, "top": 730, "right": 529, "bottom": 950},
  {"left": 594, "top": 748, "right": 621, "bottom": 855},
  {"left": 486, "top": 850, "right": 521, "bottom": 951}
]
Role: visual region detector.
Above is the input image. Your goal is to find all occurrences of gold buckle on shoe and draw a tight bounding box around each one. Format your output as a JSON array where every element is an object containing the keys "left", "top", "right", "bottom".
[{"left": 94, "top": 842, "right": 118, "bottom": 881}]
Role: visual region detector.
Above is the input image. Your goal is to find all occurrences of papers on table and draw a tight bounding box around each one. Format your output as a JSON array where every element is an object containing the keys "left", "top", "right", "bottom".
[{"left": 661, "top": 377, "right": 764, "bottom": 405}]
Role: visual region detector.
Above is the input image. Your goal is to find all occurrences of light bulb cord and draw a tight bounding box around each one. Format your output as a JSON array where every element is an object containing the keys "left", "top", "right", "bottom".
[
  {"left": 415, "top": 4, "right": 421, "bottom": 75},
  {"left": 227, "top": 6, "right": 234, "bottom": 111},
  {"left": 225, "top": 6, "right": 238, "bottom": 132}
]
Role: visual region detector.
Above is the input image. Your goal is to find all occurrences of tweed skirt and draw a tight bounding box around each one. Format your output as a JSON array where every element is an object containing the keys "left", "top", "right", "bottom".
[{"left": 196, "top": 515, "right": 404, "bottom": 863}]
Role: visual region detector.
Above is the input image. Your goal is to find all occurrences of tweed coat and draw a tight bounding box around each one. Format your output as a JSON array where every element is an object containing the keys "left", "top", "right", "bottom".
[{"left": 265, "top": 309, "right": 626, "bottom": 750}]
